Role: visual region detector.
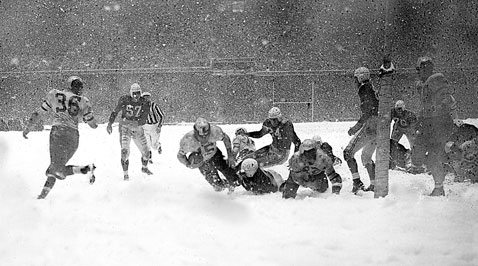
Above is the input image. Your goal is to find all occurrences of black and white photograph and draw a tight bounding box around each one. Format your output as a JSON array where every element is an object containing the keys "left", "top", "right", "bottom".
[{"left": 1, "top": 1, "right": 477, "bottom": 265}]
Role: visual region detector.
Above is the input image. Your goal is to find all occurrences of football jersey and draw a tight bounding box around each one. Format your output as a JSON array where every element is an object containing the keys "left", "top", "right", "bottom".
[
  {"left": 112, "top": 95, "right": 150, "bottom": 126},
  {"left": 178, "top": 125, "right": 225, "bottom": 161},
  {"left": 233, "top": 134, "right": 256, "bottom": 154},
  {"left": 261, "top": 118, "right": 301, "bottom": 150},
  {"left": 40, "top": 89, "right": 94, "bottom": 130}
]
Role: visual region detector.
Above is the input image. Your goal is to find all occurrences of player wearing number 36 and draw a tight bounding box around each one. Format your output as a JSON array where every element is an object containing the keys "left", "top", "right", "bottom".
[
  {"left": 23, "top": 76, "right": 98, "bottom": 199},
  {"left": 177, "top": 117, "right": 239, "bottom": 192},
  {"left": 106, "top": 83, "right": 153, "bottom": 181}
]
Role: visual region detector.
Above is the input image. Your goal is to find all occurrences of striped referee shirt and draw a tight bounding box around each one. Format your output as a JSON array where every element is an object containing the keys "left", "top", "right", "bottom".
[{"left": 146, "top": 101, "right": 165, "bottom": 125}]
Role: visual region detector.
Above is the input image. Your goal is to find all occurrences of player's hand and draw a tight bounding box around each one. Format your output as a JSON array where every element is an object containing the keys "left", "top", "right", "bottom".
[
  {"left": 453, "top": 119, "right": 464, "bottom": 127},
  {"left": 22, "top": 128, "right": 30, "bottom": 139},
  {"left": 106, "top": 124, "right": 113, "bottom": 134},
  {"left": 348, "top": 123, "right": 363, "bottom": 136}
]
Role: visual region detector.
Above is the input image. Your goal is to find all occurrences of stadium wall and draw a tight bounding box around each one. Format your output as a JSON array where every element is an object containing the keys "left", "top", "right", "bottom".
[{"left": 0, "top": 69, "right": 477, "bottom": 128}]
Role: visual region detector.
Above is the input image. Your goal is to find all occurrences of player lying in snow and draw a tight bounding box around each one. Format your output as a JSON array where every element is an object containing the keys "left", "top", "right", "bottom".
[
  {"left": 281, "top": 138, "right": 343, "bottom": 199},
  {"left": 236, "top": 158, "right": 284, "bottom": 194},
  {"left": 445, "top": 123, "right": 478, "bottom": 183},
  {"left": 177, "top": 118, "right": 238, "bottom": 192}
]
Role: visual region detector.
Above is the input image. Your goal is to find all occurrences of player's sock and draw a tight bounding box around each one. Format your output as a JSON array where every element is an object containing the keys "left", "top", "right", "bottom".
[{"left": 37, "top": 175, "right": 56, "bottom": 199}]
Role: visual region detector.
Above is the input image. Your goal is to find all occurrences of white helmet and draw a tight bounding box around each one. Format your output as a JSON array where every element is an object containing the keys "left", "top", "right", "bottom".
[
  {"left": 130, "top": 83, "right": 141, "bottom": 97},
  {"left": 299, "top": 139, "right": 316, "bottom": 154},
  {"left": 354, "top": 67, "right": 370, "bottom": 83},
  {"left": 268, "top": 107, "right": 282, "bottom": 119},
  {"left": 142, "top": 91, "right": 151, "bottom": 97},
  {"left": 311, "top": 135, "right": 322, "bottom": 144},
  {"left": 241, "top": 158, "right": 258, "bottom": 177},
  {"left": 395, "top": 100, "right": 405, "bottom": 109}
]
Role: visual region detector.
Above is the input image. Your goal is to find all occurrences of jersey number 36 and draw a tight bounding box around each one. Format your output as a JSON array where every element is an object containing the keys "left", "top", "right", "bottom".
[{"left": 55, "top": 93, "right": 81, "bottom": 116}]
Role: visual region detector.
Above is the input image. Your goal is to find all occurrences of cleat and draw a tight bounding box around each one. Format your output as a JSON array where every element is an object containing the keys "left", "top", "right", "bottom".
[
  {"left": 149, "top": 159, "right": 153, "bottom": 164},
  {"left": 364, "top": 184, "right": 374, "bottom": 192},
  {"left": 142, "top": 167, "right": 153, "bottom": 175},
  {"left": 87, "top": 164, "right": 96, "bottom": 184},
  {"left": 352, "top": 179, "right": 365, "bottom": 194},
  {"left": 430, "top": 187, "right": 445, "bottom": 196},
  {"left": 157, "top": 147, "right": 162, "bottom": 154},
  {"left": 124, "top": 174, "right": 129, "bottom": 181}
]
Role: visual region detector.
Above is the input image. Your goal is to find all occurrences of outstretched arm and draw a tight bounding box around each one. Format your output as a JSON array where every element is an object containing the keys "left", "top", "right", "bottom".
[
  {"left": 247, "top": 125, "right": 269, "bottom": 139},
  {"left": 222, "top": 132, "right": 235, "bottom": 167},
  {"left": 23, "top": 97, "right": 52, "bottom": 138}
]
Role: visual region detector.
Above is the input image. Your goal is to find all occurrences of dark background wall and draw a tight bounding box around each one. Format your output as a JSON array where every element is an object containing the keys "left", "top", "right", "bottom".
[{"left": 1, "top": 0, "right": 477, "bottom": 124}]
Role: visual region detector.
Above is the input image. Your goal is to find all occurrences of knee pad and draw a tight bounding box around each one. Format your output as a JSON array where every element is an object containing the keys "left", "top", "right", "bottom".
[{"left": 121, "top": 148, "right": 129, "bottom": 160}]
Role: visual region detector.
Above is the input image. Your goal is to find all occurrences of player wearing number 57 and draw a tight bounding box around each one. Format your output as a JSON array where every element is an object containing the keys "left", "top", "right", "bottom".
[
  {"left": 177, "top": 118, "right": 239, "bottom": 192},
  {"left": 23, "top": 76, "right": 98, "bottom": 199},
  {"left": 106, "top": 83, "right": 153, "bottom": 181}
]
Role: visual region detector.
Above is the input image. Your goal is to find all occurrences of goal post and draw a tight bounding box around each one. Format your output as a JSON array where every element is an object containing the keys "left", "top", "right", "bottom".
[{"left": 374, "top": 56, "right": 395, "bottom": 198}]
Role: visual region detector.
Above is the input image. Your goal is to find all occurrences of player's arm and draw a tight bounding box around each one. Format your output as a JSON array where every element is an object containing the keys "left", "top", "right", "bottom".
[
  {"left": 82, "top": 99, "right": 98, "bottom": 129},
  {"left": 23, "top": 94, "right": 53, "bottom": 138},
  {"left": 107, "top": 97, "right": 124, "bottom": 134},
  {"left": 232, "top": 137, "right": 241, "bottom": 158},
  {"left": 108, "top": 97, "right": 124, "bottom": 125},
  {"left": 288, "top": 122, "right": 301, "bottom": 151},
  {"left": 221, "top": 131, "right": 234, "bottom": 160},
  {"left": 177, "top": 138, "right": 191, "bottom": 167},
  {"left": 247, "top": 124, "right": 269, "bottom": 138},
  {"left": 138, "top": 100, "right": 151, "bottom": 126}
]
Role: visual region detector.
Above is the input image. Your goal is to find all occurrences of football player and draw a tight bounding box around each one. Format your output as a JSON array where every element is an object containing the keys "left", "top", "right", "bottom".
[
  {"left": 410, "top": 56, "right": 461, "bottom": 196},
  {"left": 232, "top": 127, "right": 256, "bottom": 161},
  {"left": 141, "top": 91, "right": 165, "bottom": 163},
  {"left": 237, "top": 158, "right": 284, "bottom": 194},
  {"left": 445, "top": 123, "right": 478, "bottom": 181},
  {"left": 391, "top": 100, "right": 418, "bottom": 149},
  {"left": 177, "top": 118, "right": 238, "bottom": 192},
  {"left": 107, "top": 83, "right": 152, "bottom": 180},
  {"left": 239, "top": 107, "right": 301, "bottom": 168},
  {"left": 343, "top": 67, "right": 379, "bottom": 194},
  {"left": 282, "top": 139, "right": 343, "bottom": 199},
  {"left": 23, "top": 76, "right": 98, "bottom": 199}
]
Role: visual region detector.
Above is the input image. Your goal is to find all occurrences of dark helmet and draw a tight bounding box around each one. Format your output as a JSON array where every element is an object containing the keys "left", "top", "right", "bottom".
[{"left": 67, "top": 76, "right": 83, "bottom": 95}]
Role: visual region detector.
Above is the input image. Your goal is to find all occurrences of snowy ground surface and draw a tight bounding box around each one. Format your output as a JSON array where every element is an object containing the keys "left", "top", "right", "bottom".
[{"left": 1, "top": 120, "right": 477, "bottom": 266}]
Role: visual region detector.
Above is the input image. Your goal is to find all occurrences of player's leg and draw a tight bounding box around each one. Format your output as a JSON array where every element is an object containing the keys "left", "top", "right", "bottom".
[
  {"left": 120, "top": 124, "right": 132, "bottom": 180},
  {"left": 361, "top": 140, "right": 377, "bottom": 192},
  {"left": 211, "top": 149, "right": 239, "bottom": 186},
  {"left": 133, "top": 127, "right": 153, "bottom": 175},
  {"left": 281, "top": 173, "right": 300, "bottom": 199},
  {"left": 343, "top": 127, "right": 368, "bottom": 193},
  {"left": 38, "top": 126, "right": 75, "bottom": 199},
  {"left": 199, "top": 159, "right": 227, "bottom": 191},
  {"left": 142, "top": 124, "right": 154, "bottom": 163},
  {"left": 260, "top": 148, "right": 289, "bottom": 168},
  {"left": 426, "top": 150, "right": 446, "bottom": 196}
]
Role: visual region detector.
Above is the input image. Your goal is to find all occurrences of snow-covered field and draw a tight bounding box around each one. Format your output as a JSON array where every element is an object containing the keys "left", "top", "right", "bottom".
[{"left": 1, "top": 120, "right": 477, "bottom": 266}]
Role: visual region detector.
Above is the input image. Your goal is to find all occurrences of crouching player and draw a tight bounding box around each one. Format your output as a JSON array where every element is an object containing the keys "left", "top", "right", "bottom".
[
  {"left": 237, "top": 158, "right": 284, "bottom": 194},
  {"left": 281, "top": 139, "right": 343, "bottom": 199},
  {"left": 177, "top": 118, "right": 238, "bottom": 191},
  {"left": 446, "top": 137, "right": 478, "bottom": 183}
]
